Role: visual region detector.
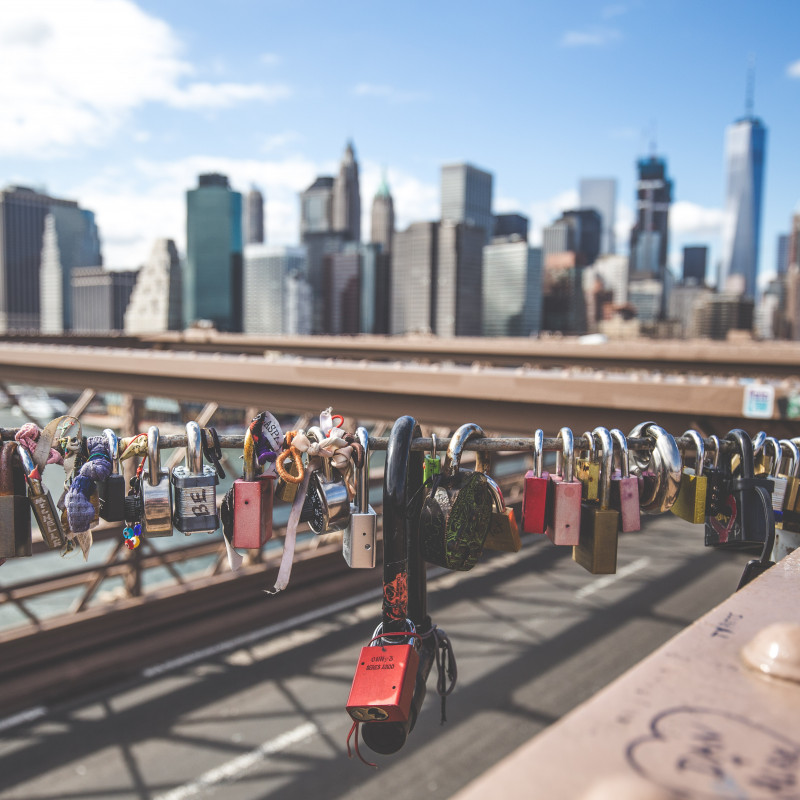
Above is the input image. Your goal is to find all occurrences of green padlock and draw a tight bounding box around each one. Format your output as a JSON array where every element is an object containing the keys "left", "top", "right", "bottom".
[{"left": 424, "top": 433, "right": 442, "bottom": 484}]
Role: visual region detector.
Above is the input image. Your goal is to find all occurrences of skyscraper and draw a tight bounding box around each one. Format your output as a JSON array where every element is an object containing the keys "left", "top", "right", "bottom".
[
  {"left": 0, "top": 185, "right": 100, "bottom": 333},
  {"left": 441, "top": 163, "right": 494, "bottom": 244},
  {"left": 719, "top": 105, "right": 766, "bottom": 299},
  {"left": 125, "top": 239, "right": 182, "bottom": 333},
  {"left": 184, "top": 173, "right": 243, "bottom": 331},
  {"left": 436, "top": 221, "right": 484, "bottom": 336},
  {"left": 300, "top": 176, "right": 335, "bottom": 235},
  {"left": 333, "top": 141, "right": 361, "bottom": 242},
  {"left": 492, "top": 213, "right": 529, "bottom": 242},
  {"left": 391, "top": 222, "right": 438, "bottom": 335},
  {"left": 482, "top": 240, "right": 542, "bottom": 336},
  {"left": 682, "top": 246, "right": 708, "bottom": 284},
  {"left": 71, "top": 268, "right": 137, "bottom": 332},
  {"left": 629, "top": 156, "right": 673, "bottom": 279},
  {"left": 579, "top": 179, "right": 617, "bottom": 255},
  {"left": 370, "top": 173, "right": 394, "bottom": 254},
  {"left": 777, "top": 234, "right": 790, "bottom": 275},
  {"left": 244, "top": 186, "right": 265, "bottom": 245}
]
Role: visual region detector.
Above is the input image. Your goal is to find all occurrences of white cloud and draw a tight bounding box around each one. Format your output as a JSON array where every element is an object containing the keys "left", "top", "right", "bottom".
[
  {"left": 560, "top": 27, "right": 622, "bottom": 47},
  {"left": 788, "top": 59, "right": 800, "bottom": 78},
  {"left": 669, "top": 201, "right": 724, "bottom": 237},
  {"left": 0, "top": 0, "right": 291, "bottom": 157},
  {"left": 352, "top": 83, "right": 430, "bottom": 103}
]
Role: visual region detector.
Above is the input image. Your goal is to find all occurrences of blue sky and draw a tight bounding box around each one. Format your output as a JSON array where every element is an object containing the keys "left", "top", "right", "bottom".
[{"left": 1, "top": 0, "right": 798, "bottom": 287}]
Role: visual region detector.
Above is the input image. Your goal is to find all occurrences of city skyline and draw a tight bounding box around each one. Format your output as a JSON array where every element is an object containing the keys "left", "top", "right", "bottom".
[{"left": 0, "top": 1, "right": 798, "bottom": 290}]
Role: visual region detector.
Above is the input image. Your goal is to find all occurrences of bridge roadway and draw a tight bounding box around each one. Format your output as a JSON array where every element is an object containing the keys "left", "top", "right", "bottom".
[
  {"left": 1, "top": 341, "right": 798, "bottom": 436},
  {"left": 0, "top": 516, "right": 750, "bottom": 800}
]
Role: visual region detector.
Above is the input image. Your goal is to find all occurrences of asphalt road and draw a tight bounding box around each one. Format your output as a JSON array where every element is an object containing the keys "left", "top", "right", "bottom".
[{"left": 0, "top": 516, "right": 750, "bottom": 800}]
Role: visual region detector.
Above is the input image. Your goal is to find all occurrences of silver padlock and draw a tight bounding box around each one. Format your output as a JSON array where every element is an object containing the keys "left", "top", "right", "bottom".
[
  {"left": 172, "top": 421, "right": 219, "bottom": 534},
  {"left": 18, "top": 444, "right": 65, "bottom": 549},
  {"left": 303, "top": 426, "right": 351, "bottom": 535},
  {"left": 343, "top": 427, "right": 378, "bottom": 568},
  {"left": 141, "top": 425, "right": 174, "bottom": 537}
]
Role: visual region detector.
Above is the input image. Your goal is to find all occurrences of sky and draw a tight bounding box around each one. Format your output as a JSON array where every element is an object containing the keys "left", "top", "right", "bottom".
[{"left": 0, "top": 0, "right": 798, "bottom": 288}]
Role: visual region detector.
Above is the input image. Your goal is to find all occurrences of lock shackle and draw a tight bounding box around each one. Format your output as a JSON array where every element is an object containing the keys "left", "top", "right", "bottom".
[
  {"left": 533, "top": 429, "right": 544, "bottom": 478},
  {"left": 185, "top": 421, "right": 204, "bottom": 475},
  {"left": 592, "top": 427, "right": 613, "bottom": 509},
  {"left": 485, "top": 474, "right": 506, "bottom": 514},
  {"left": 147, "top": 426, "right": 161, "bottom": 487},
  {"left": 764, "top": 437, "right": 783, "bottom": 478},
  {"left": 103, "top": 428, "right": 120, "bottom": 475},
  {"left": 609, "top": 429, "right": 630, "bottom": 478},
  {"left": 580, "top": 430, "right": 595, "bottom": 460},
  {"left": 752, "top": 430, "right": 767, "bottom": 461},
  {"left": 555, "top": 427, "right": 574, "bottom": 483},
  {"left": 445, "top": 423, "right": 485, "bottom": 476},
  {"left": 681, "top": 430, "right": 705, "bottom": 478},
  {"left": 707, "top": 435, "right": 721, "bottom": 469},
  {"left": 430, "top": 433, "right": 438, "bottom": 461},
  {"left": 242, "top": 429, "right": 259, "bottom": 482},
  {"left": 356, "top": 426, "right": 370, "bottom": 514},
  {"left": 17, "top": 443, "right": 38, "bottom": 484},
  {"left": 726, "top": 429, "right": 756, "bottom": 478},
  {"left": 779, "top": 439, "right": 800, "bottom": 478},
  {"left": 628, "top": 421, "right": 682, "bottom": 514}
]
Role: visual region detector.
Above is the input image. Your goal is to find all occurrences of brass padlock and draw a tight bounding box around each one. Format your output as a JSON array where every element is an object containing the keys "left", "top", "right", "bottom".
[
  {"left": 764, "top": 437, "right": 787, "bottom": 527},
  {"left": 671, "top": 430, "right": 708, "bottom": 525},
  {"left": 477, "top": 447, "right": 521, "bottom": 552},
  {"left": 576, "top": 430, "right": 599, "bottom": 501},
  {"left": 780, "top": 439, "right": 800, "bottom": 532},
  {"left": 0, "top": 442, "right": 32, "bottom": 558},
  {"left": 573, "top": 427, "right": 620, "bottom": 574},
  {"left": 141, "top": 426, "right": 173, "bottom": 537},
  {"left": 774, "top": 439, "right": 800, "bottom": 559}
]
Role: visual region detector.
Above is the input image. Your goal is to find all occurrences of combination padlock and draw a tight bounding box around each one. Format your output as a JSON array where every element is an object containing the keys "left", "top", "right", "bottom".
[
  {"left": 140, "top": 426, "right": 173, "bottom": 537},
  {"left": 671, "top": 430, "right": 708, "bottom": 525},
  {"left": 98, "top": 428, "right": 126, "bottom": 522},
  {"left": 609, "top": 428, "right": 641, "bottom": 532},
  {"left": 0, "top": 442, "right": 32, "bottom": 558},
  {"left": 521, "top": 429, "right": 548, "bottom": 534},
  {"left": 172, "top": 421, "right": 219, "bottom": 534},
  {"left": 343, "top": 427, "right": 378, "bottom": 568},
  {"left": 574, "top": 427, "right": 620, "bottom": 575},
  {"left": 545, "top": 427, "right": 582, "bottom": 546},
  {"left": 18, "top": 443, "right": 65, "bottom": 550},
  {"left": 232, "top": 428, "right": 273, "bottom": 549},
  {"left": 301, "top": 427, "right": 351, "bottom": 535}
]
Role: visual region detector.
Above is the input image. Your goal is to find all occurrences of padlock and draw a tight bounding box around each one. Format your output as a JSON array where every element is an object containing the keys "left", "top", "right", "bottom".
[
  {"left": 0, "top": 442, "right": 32, "bottom": 558},
  {"left": 772, "top": 440, "right": 800, "bottom": 560},
  {"left": 346, "top": 634, "right": 420, "bottom": 724},
  {"left": 302, "top": 426, "right": 351, "bottom": 534},
  {"left": 703, "top": 435, "right": 728, "bottom": 517},
  {"left": 232, "top": 428, "right": 273, "bottom": 549},
  {"left": 670, "top": 430, "right": 708, "bottom": 525},
  {"left": 627, "top": 422, "right": 682, "bottom": 514},
  {"left": 751, "top": 430, "right": 767, "bottom": 474},
  {"left": 18, "top": 443, "right": 65, "bottom": 549},
  {"left": 609, "top": 428, "right": 641, "bottom": 532},
  {"left": 171, "top": 421, "right": 219, "bottom": 534},
  {"left": 705, "top": 429, "right": 773, "bottom": 548},
  {"left": 482, "top": 474, "right": 521, "bottom": 552},
  {"left": 763, "top": 438, "right": 786, "bottom": 526},
  {"left": 275, "top": 430, "right": 304, "bottom": 503},
  {"left": 344, "top": 427, "right": 378, "bottom": 568},
  {"left": 573, "top": 427, "right": 620, "bottom": 575},
  {"left": 140, "top": 426, "right": 174, "bottom": 537},
  {"left": 737, "top": 484, "right": 776, "bottom": 589},
  {"left": 423, "top": 433, "right": 442, "bottom": 484},
  {"left": 545, "top": 427, "right": 582, "bottom": 546},
  {"left": 780, "top": 439, "right": 800, "bottom": 533},
  {"left": 419, "top": 422, "right": 494, "bottom": 571},
  {"left": 576, "top": 430, "right": 599, "bottom": 501},
  {"left": 97, "top": 428, "right": 126, "bottom": 522},
  {"left": 521, "top": 429, "right": 549, "bottom": 534}
]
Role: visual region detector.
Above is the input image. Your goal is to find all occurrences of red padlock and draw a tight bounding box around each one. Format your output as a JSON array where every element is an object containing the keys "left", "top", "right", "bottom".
[
  {"left": 521, "top": 429, "right": 549, "bottom": 534},
  {"left": 346, "top": 638, "right": 419, "bottom": 724},
  {"left": 232, "top": 430, "right": 274, "bottom": 548}
]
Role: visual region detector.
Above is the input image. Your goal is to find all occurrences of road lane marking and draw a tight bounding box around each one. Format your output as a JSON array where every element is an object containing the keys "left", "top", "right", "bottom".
[
  {"left": 574, "top": 557, "right": 652, "bottom": 600},
  {"left": 152, "top": 721, "right": 317, "bottom": 800},
  {"left": 0, "top": 705, "right": 47, "bottom": 733}
]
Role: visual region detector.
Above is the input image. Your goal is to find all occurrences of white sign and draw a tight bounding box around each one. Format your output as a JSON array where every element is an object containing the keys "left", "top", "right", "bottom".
[{"left": 742, "top": 384, "right": 775, "bottom": 419}]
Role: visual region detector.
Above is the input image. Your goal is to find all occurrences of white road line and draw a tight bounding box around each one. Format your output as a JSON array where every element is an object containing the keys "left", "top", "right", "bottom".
[
  {"left": 152, "top": 721, "right": 317, "bottom": 800},
  {"left": 142, "top": 586, "right": 382, "bottom": 679},
  {"left": 574, "top": 557, "right": 652, "bottom": 600},
  {"left": 0, "top": 705, "right": 47, "bottom": 733}
]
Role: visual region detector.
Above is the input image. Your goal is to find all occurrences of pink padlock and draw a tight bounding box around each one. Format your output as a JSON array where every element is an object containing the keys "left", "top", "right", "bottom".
[
  {"left": 546, "top": 427, "right": 582, "bottom": 546},
  {"left": 232, "top": 430, "right": 274, "bottom": 548},
  {"left": 609, "top": 428, "right": 641, "bottom": 532},
  {"left": 521, "top": 429, "right": 549, "bottom": 534}
]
